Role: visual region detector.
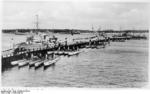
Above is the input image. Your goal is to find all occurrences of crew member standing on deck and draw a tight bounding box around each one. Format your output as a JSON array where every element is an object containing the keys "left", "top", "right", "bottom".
[{"left": 65, "top": 38, "right": 67, "bottom": 46}]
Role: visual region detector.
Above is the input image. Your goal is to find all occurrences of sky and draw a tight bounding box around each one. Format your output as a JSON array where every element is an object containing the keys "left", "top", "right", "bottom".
[{"left": 2, "top": 1, "right": 150, "bottom": 30}]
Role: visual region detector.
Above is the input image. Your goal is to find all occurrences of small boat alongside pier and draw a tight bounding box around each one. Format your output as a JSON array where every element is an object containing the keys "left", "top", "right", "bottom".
[
  {"left": 11, "top": 59, "right": 26, "bottom": 66},
  {"left": 34, "top": 61, "right": 44, "bottom": 69},
  {"left": 18, "top": 60, "right": 29, "bottom": 68},
  {"left": 29, "top": 59, "right": 42, "bottom": 67},
  {"left": 43, "top": 56, "right": 60, "bottom": 67},
  {"left": 65, "top": 50, "right": 81, "bottom": 56}
]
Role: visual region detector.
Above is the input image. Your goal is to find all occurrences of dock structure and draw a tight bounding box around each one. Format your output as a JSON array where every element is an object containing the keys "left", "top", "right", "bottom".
[
  {"left": 1, "top": 33, "right": 148, "bottom": 71},
  {"left": 2, "top": 37, "right": 108, "bottom": 70}
]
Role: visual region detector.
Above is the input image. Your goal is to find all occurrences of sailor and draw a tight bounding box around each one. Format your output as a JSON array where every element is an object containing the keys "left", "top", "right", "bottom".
[{"left": 65, "top": 38, "right": 67, "bottom": 46}]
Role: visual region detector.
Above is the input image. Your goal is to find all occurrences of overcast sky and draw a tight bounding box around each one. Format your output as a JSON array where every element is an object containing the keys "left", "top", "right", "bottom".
[{"left": 2, "top": 1, "right": 149, "bottom": 30}]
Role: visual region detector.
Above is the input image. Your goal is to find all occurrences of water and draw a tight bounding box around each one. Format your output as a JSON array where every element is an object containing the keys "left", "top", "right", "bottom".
[{"left": 1, "top": 33, "right": 148, "bottom": 88}]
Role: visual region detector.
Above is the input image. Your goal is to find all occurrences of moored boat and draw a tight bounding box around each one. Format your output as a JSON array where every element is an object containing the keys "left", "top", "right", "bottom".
[
  {"left": 66, "top": 50, "right": 81, "bottom": 56},
  {"left": 54, "top": 51, "right": 64, "bottom": 55},
  {"left": 58, "top": 51, "right": 64, "bottom": 55},
  {"left": 29, "top": 59, "right": 42, "bottom": 67},
  {"left": 44, "top": 56, "right": 60, "bottom": 67},
  {"left": 47, "top": 51, "right": 54, "bottom": 55},
  {"left": 11, "top": 59, "right": 26, "bottom": 66},
  {"left": 85, "top": 45, "right": 91, "bottom": 48},
  {"left": 18, "top": 60, "right": 29, "bottom": 67},
  {"left": 34, "top": 61, "right": 44, "bottom": 68},
  {"left": 63, "top": 51, "right": 69, "bottom": 55}
]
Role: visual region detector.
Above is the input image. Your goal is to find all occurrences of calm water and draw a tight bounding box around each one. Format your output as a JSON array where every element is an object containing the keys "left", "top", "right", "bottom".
[{"left": 1, "top": 33, "right": 148, "bottom": 88}]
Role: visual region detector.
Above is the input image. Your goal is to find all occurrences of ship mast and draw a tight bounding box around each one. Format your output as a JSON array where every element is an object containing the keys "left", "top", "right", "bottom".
[
  {"left": 92, "top": 25, "right": 97, "bottom": 35},
  {"left": 36, "top": 15, "right": 39, "bottom": 29},
  {"left": 35, "top": 15, "right": 39, "bottom": 34},
  {"left": 92, "top": 25, "right": 94, "bottom": 32}
]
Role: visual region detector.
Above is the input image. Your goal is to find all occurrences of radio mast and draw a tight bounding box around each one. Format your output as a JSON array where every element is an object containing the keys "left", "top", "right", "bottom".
[{"left": 36, "top": 14, "right": 39, "bottom": 30}]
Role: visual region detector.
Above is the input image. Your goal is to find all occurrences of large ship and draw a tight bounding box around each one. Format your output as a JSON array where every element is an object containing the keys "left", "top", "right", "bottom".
[{"left": 13, "top": 15, "right": 59, "bottom": 54}]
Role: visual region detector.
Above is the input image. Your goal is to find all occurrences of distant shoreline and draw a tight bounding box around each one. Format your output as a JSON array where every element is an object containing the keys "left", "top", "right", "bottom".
[{"left": 2, "top": 29, "right": 149, "bottom": 34}]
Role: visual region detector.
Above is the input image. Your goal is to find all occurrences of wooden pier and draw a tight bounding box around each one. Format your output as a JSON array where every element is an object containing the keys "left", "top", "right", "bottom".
[
  {"left": 1, "top": 35, "right": 147, "bottom": 71},
  {"left": 2, "top": 37, "right": 108, "bottom": 71}
]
